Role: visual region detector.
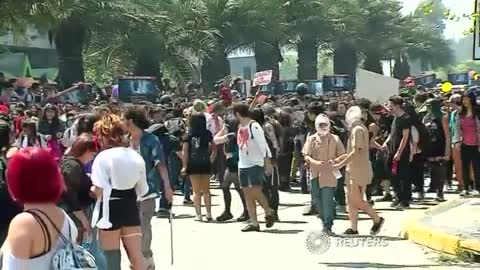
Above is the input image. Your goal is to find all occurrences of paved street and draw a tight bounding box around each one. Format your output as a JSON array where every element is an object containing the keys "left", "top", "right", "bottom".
[{"left": 122, "top": 184, "right": 480, "bottom": 270}]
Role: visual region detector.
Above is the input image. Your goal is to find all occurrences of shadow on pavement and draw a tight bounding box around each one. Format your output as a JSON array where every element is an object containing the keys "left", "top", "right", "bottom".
[
  {"left": 335, "top": 215, "right": 371, "bottom": 221},
  {"left": 262, "top": 229, "right": 304, "bottom": 234},
  {"left": 319, "top": 262, "right": 438, "bottom": 268},
  {"left": 276, "top": 220, "right": 308, "bottom": 224},
  {"left": 279, "top": 203, "right": 306, "bottom": 207},
  {"left": 172, "top": 214, "right": 195, "bottom": 219}
]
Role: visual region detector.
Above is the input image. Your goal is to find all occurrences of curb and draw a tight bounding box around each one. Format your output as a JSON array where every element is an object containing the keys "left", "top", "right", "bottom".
[{"left": 401, "top": 199, "right": 480, "bottom": 255}]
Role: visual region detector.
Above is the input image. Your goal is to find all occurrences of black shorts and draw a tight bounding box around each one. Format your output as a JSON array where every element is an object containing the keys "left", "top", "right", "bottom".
[
  {"left": 187, "top": 161, "right": 212, "bottom": 175},
  {"left": 99, "top": 189, "right": 140, "bottom": 231},
  {"left": 239, "top": 166, "right": 265, "bottom": 188}
]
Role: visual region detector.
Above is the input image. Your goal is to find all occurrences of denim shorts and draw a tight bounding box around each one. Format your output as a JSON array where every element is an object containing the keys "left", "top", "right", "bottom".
[{"left": 239, "top": 166, "right": 265, "bottom": 188}]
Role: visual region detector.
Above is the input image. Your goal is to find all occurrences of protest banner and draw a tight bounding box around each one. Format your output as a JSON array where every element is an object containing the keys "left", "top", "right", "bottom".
[
  {"left": 252, "top": 70, "right": 272, "bottom": 87},
  {"left": 356, "top": 69, "right": 399, "bottom": 103}
]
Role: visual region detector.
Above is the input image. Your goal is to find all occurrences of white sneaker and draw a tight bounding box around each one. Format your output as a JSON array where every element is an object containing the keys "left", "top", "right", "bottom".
[
  {"left": 194, "top": 215, "right": 203, "bottom": 222},
  {"left": 460, "top": 190, "right": 470, "bottom": 197},
  {"left": 145, "top": 257, "right": 155, "bottom": 270},
  {"left": 470, "top": 190, "right": 479, "bottom": 196}
]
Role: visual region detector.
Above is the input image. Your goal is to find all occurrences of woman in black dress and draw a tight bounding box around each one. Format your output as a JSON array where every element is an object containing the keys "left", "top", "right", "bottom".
[{"left": 181, "top": 113, "right": 215, "bottom": 221}]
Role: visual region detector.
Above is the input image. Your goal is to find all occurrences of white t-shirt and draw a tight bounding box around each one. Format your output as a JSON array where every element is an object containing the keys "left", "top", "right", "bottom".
[
  {"left": 237, "top": 121, "right": 271, "bottom": 169},
  {"left": 91, "top": 147, "right": 148, "bottom": 193},
  {"left": 90, "top": 147, "right": 148, "bottom": 229}
]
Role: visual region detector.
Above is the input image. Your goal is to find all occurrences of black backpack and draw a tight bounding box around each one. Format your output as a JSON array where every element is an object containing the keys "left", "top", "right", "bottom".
[
  {"left": 249, "top": 122, "right": 277, "bottom": 161},
  {"left": 189, "top": 135, "right": 210, "bottom": 164}
]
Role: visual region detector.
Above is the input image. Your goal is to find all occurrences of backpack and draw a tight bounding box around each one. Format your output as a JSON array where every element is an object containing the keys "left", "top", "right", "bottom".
[
  {"left": 26, "top": 209, "right": 97, "bottom": 270},
  {"left": 189, "top": 135, "right": 210, "bottom": 165},
  {"left": 248, "top": 122, "right": 277, "bottom": 161},
  {"left": 166, "top": 117, "right": 185, "bottom": 137},
  {"left": 411, "top": 119, "right": 432, "bottom": 156},
  {"left": 422, "top": 116, "right": 443, "bottom": 156}
]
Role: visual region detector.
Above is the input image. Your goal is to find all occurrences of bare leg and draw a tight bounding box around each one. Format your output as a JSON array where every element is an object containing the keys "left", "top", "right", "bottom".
[
  {"left": 252, "top": 186, "right": 272, "bottom": 216},
  {"left": 201, "top": 175, "right": 212, "bottom": 218},
  {"left": 353, "top": 184, "right": 380, "bottom": 223},
  {"left": 190, "top": 175, "right": 203, "bottom": 217},
  {"left": 121, "top": 226, "right": 144, "bottom": 270},
  {"left": 243, "top": 187, "right": 258, "bottom": 226},
  {"left": 346, "top": 184, "right": 359, "bottom": 231}
]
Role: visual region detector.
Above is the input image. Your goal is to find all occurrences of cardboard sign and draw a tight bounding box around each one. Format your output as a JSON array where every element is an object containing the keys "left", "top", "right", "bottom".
[
  {"left": 252, "top": 70, "right": 272, "bottom": 87},
  {"left": 356, "top": 69, "right": 399, "bottom": 103}
]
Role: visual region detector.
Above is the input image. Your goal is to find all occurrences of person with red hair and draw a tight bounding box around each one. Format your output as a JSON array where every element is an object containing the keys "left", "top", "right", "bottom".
[
  {"left": 1, "top": 147, "right": 78, "bottom": 269},
  {"left": 90, "top": 114, "right": 148, "bottom": 270}
]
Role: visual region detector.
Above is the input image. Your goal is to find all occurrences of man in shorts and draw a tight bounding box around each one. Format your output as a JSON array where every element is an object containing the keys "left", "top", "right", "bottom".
[{"left": 233, "top": 103, "right": 275, "bottom": 232}]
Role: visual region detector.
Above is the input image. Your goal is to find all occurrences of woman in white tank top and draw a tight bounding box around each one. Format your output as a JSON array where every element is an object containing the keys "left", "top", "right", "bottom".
[{"left": 1, "top": 147, "right": 77, "bottom": 270}]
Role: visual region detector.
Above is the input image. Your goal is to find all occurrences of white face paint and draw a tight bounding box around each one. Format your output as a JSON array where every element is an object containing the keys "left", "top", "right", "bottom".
[
  {"left": 345, "top": 106, "right": 363, "bottom": 128},
  {"left": 315, "top": 114, "right": 330, "bottom": 135}
]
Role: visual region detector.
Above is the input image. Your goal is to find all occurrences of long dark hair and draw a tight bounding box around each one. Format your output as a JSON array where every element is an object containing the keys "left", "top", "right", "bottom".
[
  {"left": 459, "top": 93, "right": 480, "bottom": 118},
  {"left": 188, "top": 113, "right": 208, "bottom": 136},
  {"left": 38, "top": 103, "right": 63, "bottom": 135}
]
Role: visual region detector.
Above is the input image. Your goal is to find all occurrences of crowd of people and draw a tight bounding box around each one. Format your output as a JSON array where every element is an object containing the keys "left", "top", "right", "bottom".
[{"left": 0, "top": 75, "right": 479, "bottom": 270}]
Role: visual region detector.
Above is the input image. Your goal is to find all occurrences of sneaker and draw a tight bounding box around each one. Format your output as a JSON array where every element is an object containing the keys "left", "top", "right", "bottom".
[
  {"left": 460, "top": 190, "right": 470, "bottom": 197},
  {"left": 236, "top": 212, "right": 250, "bottom": 222},
  {"left": 435, "top": 195, "right": 445, "bottom": 202},
  {"left": 322, "top": 228, "right": 335, "bottom": 236},
  {"left": 183, "top": 199, "right": 193, "bottom": 205},
  {"left": 398, "top": 201, "right": 410, "bottom": 209},
  {"left": 241, "top": 224, "right": 260, "bottom": 232},
  {"left": 216, "top": 212, "right": 234, "bottom": 222},
  {"left": 390, "top": 200, "right": 400, "bottom": 208},
  {"left": 470, "top": 190, "right": 480, "bottom": 196},
  {"left": 144, "top": 257, "right": 155, "bottom": 270},
  {"left": 272, "top": 211, "right": 280, "bottom": 222},
  {"left": 156, "top": 209, "right": 170, "bottom": 218},
  {"left": 343, "top": 228, "right": 359, "bottom": 235},
  {"left": 336, "top": 205, "right": 347, "bottom": 213},
  {"left": 194, "top": 215, "right": 203, "bottom": 222},
  {"left": 376, "top": 194, "right": 393, "bottom": 202},
  {"left": 265, "top": 214, "right": 275, "bottom": 228},
  {"left": 303, "top": 205, "right": 318, "bottom": 216},
  {"left": 205, "top": 214, "right": 213, "bottom": 222},
  {"left": 370, "top": 217, "right": 385, "bottom": 235}
]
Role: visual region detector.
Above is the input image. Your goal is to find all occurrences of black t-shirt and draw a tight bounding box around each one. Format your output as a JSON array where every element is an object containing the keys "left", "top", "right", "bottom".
[
  {"left": 389, "top": 113, "right": 411, "bottom": 159},
  {"left": 183, "top": 131, "right": 213, "bottom": 165}
]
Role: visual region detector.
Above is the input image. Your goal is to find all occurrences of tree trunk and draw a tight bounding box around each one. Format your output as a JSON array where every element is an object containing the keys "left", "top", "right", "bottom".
[
  {"left": 297, "top": 37, "right": 318, "bottom": 81},
  {"left": 134, "top": 51, "right": 160, "bottom": 77},
  {"left": 201, "top": 48, "right": 230, "bottom": 93},
  {"left": 254, "top": 41, "right": 282, "bottom": 81},
  {"left": 333, "top": 43, "right": 357, "bottom": 77},
  {"left": 363, "top": 50, "right": 383, "bottom": 75},
  {"left": 54, "top": 17, "right": 86, "bottom": 88},
  {"left": 393, "top": 56, "right": 410, "bottom": 80}
]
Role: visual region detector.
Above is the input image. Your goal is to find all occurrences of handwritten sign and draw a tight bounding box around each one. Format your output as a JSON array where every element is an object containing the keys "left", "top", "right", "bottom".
[{"left": 252, "top": 70, "right": 272, "bottom": 87}]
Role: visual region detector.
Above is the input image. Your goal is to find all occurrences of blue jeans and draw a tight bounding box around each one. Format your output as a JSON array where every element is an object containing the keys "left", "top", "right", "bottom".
[
  {"left": 311, "top": 178, "right": 335, "bottom": 230},
  {"left": 183, "top": 176, "right": 191, "bottom": 201},
  {"left": 85, "top": 206, "right": 106, "bottom": 270}
]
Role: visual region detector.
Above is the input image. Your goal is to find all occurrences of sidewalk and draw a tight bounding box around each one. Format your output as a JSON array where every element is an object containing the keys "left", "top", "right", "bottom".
[{"left": 402, "top": 197, "right": 480, "bottom": 257}]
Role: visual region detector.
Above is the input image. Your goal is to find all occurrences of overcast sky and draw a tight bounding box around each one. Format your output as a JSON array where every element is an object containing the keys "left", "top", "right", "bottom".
[{"left": 400, "top": 0, "right": 472, "bottom": 40}]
